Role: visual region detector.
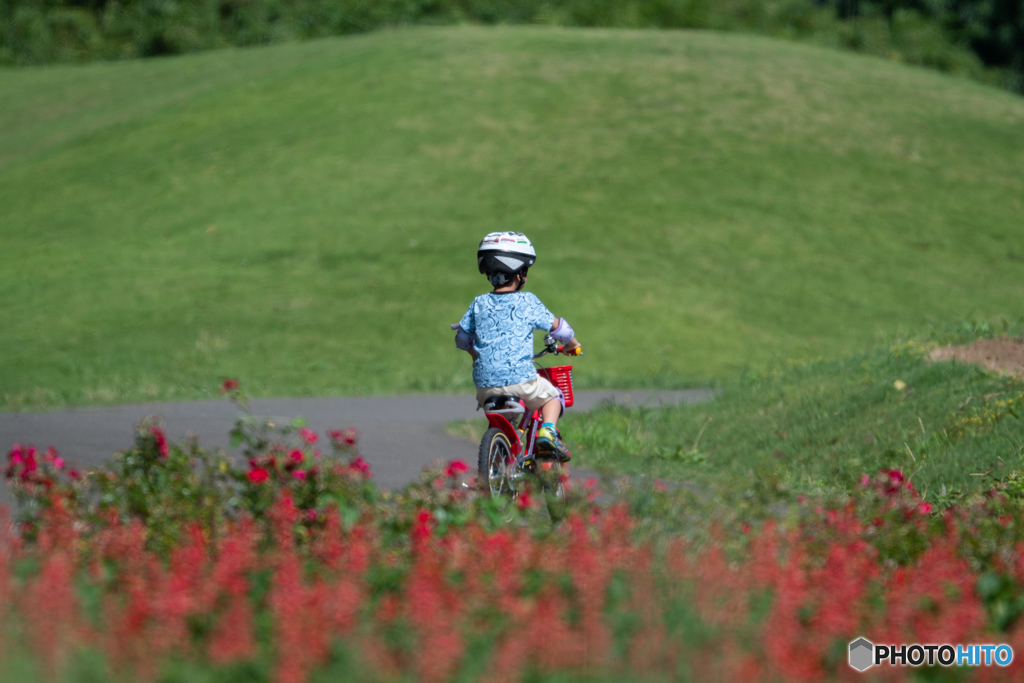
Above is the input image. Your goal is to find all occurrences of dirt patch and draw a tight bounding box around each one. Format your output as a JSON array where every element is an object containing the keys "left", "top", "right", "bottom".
[{"left": 930, "top": 338, "right": 1024, "bottom": 377}]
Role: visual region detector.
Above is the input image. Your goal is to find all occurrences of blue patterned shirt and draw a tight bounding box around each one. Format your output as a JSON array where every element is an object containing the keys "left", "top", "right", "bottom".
[{"left": 459, "top": 292, "right": 556, "bottom": 388}]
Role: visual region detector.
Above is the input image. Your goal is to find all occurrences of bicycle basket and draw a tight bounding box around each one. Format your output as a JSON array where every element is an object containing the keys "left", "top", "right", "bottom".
[{"left": 537, "top": 365, "right": 574, "bottom": 408}]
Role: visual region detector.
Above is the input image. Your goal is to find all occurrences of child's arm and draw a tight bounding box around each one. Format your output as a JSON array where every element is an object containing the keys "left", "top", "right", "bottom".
[
  {"left": 551, "top": 318, "right": 581, "bottom": 354},
  {"left": 452, "top": 324, "right": 479, "bottom": 361}
]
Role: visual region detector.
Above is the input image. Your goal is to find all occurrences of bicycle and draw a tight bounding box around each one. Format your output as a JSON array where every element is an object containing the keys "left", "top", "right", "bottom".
[{"left": 478, "top": 334, "right": 578, "bottom": 506}]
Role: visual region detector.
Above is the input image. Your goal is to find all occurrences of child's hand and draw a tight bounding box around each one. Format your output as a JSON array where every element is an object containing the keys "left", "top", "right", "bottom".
[{"left": 562, "top": 339, "right": 582, "bottom": 356}]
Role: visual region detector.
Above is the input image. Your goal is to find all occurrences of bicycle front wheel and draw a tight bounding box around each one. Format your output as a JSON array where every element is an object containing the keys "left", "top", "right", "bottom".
[{"left": 479, "top": 427, "right": 513, "bottom": 496}]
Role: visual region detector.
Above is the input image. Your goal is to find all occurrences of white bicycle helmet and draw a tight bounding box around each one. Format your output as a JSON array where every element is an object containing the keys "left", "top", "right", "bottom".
[{"left": 477, "top": 231, "right": 536, "bottom": 286}]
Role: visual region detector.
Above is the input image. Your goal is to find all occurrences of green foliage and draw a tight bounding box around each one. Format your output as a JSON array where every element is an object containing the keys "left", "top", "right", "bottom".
[
  {"left": 1, "top": 29, "right": 1023, "bottom": 409},
  {"left": 5, "top": 385, "right": 385, "bottom": 552},
  {"left": 223, "top": 389, "right": 378, "bottom": 525},
  {"left": 89, "top": 418, "right": 236, "bottom": 553},
  {"left": 0, "top": 0, "right": 1019, "bottom": 90},
  {"left": 564, "top": 325, "right": 1024, "bottom": 503},
  {"left": 832, "top": 0, "right": 1024, "bottom": 90}
]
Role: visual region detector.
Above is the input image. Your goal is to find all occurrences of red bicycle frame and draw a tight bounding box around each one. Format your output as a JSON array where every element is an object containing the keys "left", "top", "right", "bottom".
[{"left": 484, "top": 406, "right": 545, "bottom": 458}]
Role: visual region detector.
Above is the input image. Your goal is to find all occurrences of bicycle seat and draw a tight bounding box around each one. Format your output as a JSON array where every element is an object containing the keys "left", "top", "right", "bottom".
[{"left": 483, "top": 395, "right": 525, "bottom": 414}]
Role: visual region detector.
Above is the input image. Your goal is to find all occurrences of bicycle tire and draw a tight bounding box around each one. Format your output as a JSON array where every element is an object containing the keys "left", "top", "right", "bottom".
[{"left": 479, "top": 427, "right": 513, "bottom": 496}]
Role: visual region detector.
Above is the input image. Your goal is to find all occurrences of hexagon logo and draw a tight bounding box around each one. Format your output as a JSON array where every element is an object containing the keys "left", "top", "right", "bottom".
[{"left": 849, "top": 638, "right": 874, "bottom": 672}]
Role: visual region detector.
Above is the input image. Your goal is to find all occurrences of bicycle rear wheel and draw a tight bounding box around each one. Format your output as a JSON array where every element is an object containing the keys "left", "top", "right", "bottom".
[{"left": 479, "top": 428, "right": 514, "bottom": 496}]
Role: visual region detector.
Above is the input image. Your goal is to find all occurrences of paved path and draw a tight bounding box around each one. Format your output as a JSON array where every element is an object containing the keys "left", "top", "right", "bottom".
[{"left": 0, "top": 390, "right": 713, "bottom": 506}]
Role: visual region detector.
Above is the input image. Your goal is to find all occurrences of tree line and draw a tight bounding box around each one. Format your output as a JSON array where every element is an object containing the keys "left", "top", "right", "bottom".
[{"left": 1, "top": 0, "right": 1021, "bottom": 93}]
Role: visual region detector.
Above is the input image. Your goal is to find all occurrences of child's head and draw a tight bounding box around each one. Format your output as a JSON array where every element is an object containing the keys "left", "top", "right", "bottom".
[{"left": 477, "top": 231, "right": 536, "bottom": 291}]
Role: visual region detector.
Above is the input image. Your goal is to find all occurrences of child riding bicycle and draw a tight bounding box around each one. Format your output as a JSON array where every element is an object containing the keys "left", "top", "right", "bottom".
[{"left": 453, "top": 232, "right": 581, "bottom": 461}]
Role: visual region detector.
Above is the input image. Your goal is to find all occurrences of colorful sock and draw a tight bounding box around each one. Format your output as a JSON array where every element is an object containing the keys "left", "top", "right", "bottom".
[{"left": 541, "top": 422, "right": 555, "bottom": 430}]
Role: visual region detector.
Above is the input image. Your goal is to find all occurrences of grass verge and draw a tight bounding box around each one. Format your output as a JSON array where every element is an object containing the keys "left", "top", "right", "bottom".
[{"left": 562, "top": 324, "right": 1024, "bottom": 504}]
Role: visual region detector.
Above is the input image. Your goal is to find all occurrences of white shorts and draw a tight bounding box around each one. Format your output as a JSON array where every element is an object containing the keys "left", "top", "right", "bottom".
[{"left": 477, "top": 375, "right": 561, "bottom": 413}]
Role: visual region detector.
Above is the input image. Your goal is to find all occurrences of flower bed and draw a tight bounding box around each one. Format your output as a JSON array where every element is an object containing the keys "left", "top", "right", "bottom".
[{"left": 5, "top": 386, "right": 1024, "bottom": 682}]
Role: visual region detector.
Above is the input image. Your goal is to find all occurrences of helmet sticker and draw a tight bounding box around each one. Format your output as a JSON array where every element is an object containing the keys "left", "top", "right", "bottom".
[{"left": 494, "top": 255, "right": 524, "bottom": 270}]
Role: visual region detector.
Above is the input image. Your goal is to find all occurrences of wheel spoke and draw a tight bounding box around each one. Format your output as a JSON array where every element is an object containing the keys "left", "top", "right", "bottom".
[{"left": 488, "top": 438, "right": 510, "bottom": 495}]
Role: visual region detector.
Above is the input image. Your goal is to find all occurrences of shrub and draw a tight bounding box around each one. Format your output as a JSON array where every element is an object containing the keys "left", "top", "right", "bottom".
[
  {"left": 4, "top": 380, "right": 381, "bottom": 552},
  {"left": 0, "top": 0, "right": 1019, "bottom": 93},
  {"left": 87, "top": 418, "right": 236, "bottom": 555}
]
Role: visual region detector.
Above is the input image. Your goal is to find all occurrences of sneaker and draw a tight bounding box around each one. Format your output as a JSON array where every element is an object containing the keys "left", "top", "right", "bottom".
[{"left": 536, "top": 425, "right": 571, "bottom": 463}]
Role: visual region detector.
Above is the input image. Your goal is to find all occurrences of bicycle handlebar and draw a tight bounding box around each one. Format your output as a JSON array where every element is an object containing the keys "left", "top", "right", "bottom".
[{"left": 533, "top": 334, "right": 582, "bottom": 359}]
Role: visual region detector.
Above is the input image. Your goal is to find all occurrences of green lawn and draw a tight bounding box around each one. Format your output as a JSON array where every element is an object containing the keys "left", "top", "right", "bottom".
[
  {"left": 555, "top": 327, "right": 1024, "bottom": 503},
  {"left": 2, "top": 26, "right": 1023, "bottom": 409}
]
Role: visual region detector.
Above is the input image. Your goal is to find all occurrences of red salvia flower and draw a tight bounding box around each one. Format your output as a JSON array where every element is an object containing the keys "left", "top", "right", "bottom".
[
  {"left": 444, "top": 460, "right": 468, "bottom": 478},
  {"left": 207, "top": 521, "right": 258, "bottom": 665},
  {"left": 4, "top": 451, "right": 1023, "bottom": 683},
  {"left": 349, "top": 456, "right": 372, "bottom": 478},
  {"left": 328, "top": 427, "right": 359, "bottom": 447},
  {"left": 247, "top": 467, "right": 269, "bottom": 484},
  {"left": 412, "top": 509, "right": 433, "bottom": 551},
  {"left": 149, "top": 426, "right": 169, "bottom": 458}
]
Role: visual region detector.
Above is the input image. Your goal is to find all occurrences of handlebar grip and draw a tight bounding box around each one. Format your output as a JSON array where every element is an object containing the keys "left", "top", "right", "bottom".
[{"left": 558, "top": 346, "right": 582, "bottom": 357}]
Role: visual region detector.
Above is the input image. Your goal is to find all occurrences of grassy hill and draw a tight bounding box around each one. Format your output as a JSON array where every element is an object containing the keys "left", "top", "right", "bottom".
[{"left": 1, "top": 26, "right": 1023, "bottom": 409}]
